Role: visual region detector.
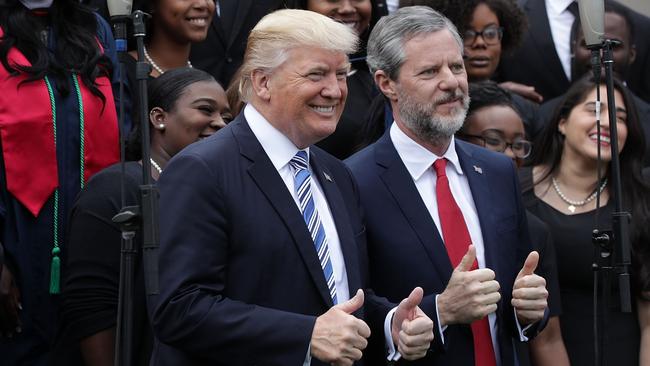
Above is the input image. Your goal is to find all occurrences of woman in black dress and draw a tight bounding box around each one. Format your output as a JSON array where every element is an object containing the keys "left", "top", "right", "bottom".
[
  {"left": 522, "top": 75, "right": 650, "bottom": 365},
  {"left": 58, "top": 67, "right": 231, "bottom": 366}
]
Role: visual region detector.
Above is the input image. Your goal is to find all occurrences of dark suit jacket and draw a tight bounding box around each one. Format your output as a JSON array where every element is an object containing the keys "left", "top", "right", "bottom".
[
  {"left": 189, "top": 0, "right": 285, "bottom": 88},
  {"left": 498, "top": 0, "right": 650, "bottom": 103},
  {"left": 346, "top": 134, "right": 536, "bottom": 365},
  {"left": 497, "top": 0, "right": 570, "bottom": 102},
  {"left": 150, "top": 114, "right": 390, "bottom": 365},
  {"left": 534, "top": 92, "right": 650, "bottom": 166}
]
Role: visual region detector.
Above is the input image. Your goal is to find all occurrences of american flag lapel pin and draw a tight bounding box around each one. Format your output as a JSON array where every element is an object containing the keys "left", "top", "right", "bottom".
[
  {"left": 473, "top": 165, "right": 483, "bottom": 174},
  {"left": 323, "top": 172, "right": 333, "bottom": 182}
]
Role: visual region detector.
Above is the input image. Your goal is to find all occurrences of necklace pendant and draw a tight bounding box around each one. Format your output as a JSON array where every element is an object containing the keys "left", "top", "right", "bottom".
[{"left": 568, "top": 205, "right": 576, "bottom": 213}]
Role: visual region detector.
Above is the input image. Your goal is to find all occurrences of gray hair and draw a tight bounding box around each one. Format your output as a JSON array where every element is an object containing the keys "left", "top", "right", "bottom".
[
  {"left": 366, "top": 6, "right": 463, "bottom": 80},
  {"left": 239, "top": 9, "right": 358, "bottom": 102}
]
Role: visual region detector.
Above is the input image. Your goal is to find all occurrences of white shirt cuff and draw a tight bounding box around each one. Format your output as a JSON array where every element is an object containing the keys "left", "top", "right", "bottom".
[
  {"left": 384, "top": 307, "right": 402, "bottom": 361},
  {"left": 434, "top": 294, "right": 448, "bottom": 344},
  {"left": 513, "top": 308, "right": 534, "bottom": 341}
]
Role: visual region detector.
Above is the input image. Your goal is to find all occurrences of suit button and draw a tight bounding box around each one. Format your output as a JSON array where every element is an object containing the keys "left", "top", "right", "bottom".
[{"left": 226, "top": 57, "right": 233, "bottom": 63}]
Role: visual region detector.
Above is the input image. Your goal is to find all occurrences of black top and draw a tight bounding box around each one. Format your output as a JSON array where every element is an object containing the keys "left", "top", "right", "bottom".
[
  {"left": 58, "top": 162, "right": 152, "bottom": 366},
  {"left": 520, "top": 168, "right": 640, "bottom": 366}
]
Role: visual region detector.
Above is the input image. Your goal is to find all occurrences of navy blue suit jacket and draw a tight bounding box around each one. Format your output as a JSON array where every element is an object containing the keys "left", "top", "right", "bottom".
[
  {"left": 150, "top": 115, "right": 389, "bottom": 365},
  {"left": 346, "top": 134, "right": 534, "bottom": 365}
]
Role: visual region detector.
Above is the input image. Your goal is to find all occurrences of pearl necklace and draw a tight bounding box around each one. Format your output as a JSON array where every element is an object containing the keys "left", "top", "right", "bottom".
[
  {"left": 551, "top": 177, "right": 608, "bottom": 213},
  {"left": 143, "top": 46, "right": 192, "bottom": 75},
  {"left": 150, "top": 158, "right": 163, "bottom": 175}
]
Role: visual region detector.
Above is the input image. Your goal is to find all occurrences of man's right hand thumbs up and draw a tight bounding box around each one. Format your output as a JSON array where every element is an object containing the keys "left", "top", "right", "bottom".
[
  {"left": 335, "top": 288, "right": 365, "bottom": 314},
  {"left": 311, "top": 289, "right": 371, "bottom": 366},
  {"left": 437, "top": 245, "right": 501, "bottom": 326},
  {"left": 455, "top": 243, "right": 478, "bottom": 272}
]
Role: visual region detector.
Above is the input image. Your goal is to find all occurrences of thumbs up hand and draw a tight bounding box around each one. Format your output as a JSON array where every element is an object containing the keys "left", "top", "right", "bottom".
[
  {"left": 437, "top": 245, "right": 502, "bottom": 326},
  {"left": 310, "top": 289, "right": 371, "bottom": 366},
  {"left": 391, "top": 287, "right": 434, "bottom": 360},
  {"left": 512, "top": 251, "right": 548, "bottom": 325}
]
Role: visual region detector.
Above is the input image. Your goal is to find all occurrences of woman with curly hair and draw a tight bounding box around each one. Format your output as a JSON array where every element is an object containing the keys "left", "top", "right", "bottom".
[
  {"left": 448, "top": 0, "right": 546, "bottom": 107},
  {"left": 0, "top": 0, "right": 122, "bottom": 364}
]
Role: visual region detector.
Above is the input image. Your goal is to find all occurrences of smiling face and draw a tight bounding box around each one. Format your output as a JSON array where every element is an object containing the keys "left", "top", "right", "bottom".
[
  {"left": 157, "top": 80, "right": 231, "bottom": 157},
  {"left": 257, "top": 46, "right": 350, "bottom": 148},
  {"left": 307, "top": 0, "right": 372, "bottom": 36},
  {"left": 154, "top": 0, "right": 215, "bottom": 43},
  {"left": 559, "top": 85, "right": 628, "bottom": 163},
  {"left": 381, "top": 30, "right": 469, "bottom": 148},
  {"left": 463, "top": 2, "right": 502, "bottom": 81}
]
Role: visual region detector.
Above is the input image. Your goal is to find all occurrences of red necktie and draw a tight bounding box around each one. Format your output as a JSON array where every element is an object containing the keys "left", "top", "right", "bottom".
[{"left": 433, "top": 158, "right": 497, "bottom": 366}]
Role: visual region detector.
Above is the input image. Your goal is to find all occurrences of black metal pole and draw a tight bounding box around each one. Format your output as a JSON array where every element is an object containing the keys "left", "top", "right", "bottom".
[
  {"left": 111, "top": 13, "right": 137, "bottom": 366},
  {"left": 132, "top": 10, "right": 160, "bottom": 298},
  {"left": 601, "top": 40, "right": 632, "bottom": 314}
]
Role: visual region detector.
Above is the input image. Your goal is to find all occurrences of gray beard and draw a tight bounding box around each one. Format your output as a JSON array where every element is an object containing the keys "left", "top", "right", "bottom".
[{"left": 397, "top": 89, "right": 469, "bottom": 146}]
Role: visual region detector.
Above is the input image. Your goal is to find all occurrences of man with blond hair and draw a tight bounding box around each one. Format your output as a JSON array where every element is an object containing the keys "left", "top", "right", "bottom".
[{"left": 150, "top": 9, "right": 434, "bottom": 366}]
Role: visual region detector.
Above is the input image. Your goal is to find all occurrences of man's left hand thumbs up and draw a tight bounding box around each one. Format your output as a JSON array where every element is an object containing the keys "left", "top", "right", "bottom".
[
  {"left": 512, "top": 251, "right": 548, "bottom": 325},
  {"left": 391, "top": 287, "right": 434, "bottom": 360}
]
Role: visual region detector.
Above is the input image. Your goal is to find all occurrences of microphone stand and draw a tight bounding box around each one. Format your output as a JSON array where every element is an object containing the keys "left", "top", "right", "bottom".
[
  {"left": 131, "top": 9, "right": 160, "bottom": 302},
  {"left": 590, "top": 39, "right": 633, "bottom": 366},
  {"left": 112, "top": 10, "right": 158, "bottom": 366},
  {"left": 110, "top": 10, "right": 135, "bottom": 366}
]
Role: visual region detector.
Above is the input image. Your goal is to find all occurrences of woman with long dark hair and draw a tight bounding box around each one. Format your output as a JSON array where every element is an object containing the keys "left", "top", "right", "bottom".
[
  {"left": 59, "top": 67, "right": 231, "bottom": 365},
  {"left": 0, "top": 0, "right": 122, "bottom": 364},
  {"left": 523, "top": 75, "right": 650, "bottom": 365}
]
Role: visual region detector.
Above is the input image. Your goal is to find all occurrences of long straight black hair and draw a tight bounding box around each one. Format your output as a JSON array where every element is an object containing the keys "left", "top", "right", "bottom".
[
  {"left": 528, "top": 75, "right": 650, "bottom": 297},
  {"left": 0, "top": 0, "right": 113, "bottom": 99}
]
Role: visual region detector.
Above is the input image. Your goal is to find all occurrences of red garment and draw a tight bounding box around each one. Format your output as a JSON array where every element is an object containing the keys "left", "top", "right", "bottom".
[
  {"left": 0, "top": 27, "right": 119, "bottom": 216},
  {"left": 433, "top": 158, "right": 497, "bottom": 366}
]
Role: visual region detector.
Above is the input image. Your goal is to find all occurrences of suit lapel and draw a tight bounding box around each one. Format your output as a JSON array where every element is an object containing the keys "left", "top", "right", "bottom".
[
  {"left": 455, "top": 141, "right": 500, "bottom": 278},
  {"left": 525, "top": 0, "right": 569, "bottom": 84},
  {"left": 374, "top": 134, "right": 454, "bottom": 283},
  {"left": 209, "top": 12, "right": 227, "bottom": 46},
  {"left": 228, "top": 0, "right": 253, "bottom": 48},
  {"left": 233, "top": 118, "right": 335, "bottom": 307},
  {"left": 310, "top": 152, "right": 362, "bottom": 297}
]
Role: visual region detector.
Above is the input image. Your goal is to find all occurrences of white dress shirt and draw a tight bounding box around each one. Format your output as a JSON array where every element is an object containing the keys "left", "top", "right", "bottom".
[
  {"left": 386, "top": 0, "right": 399, "bottom": 14},
  {"left": 246, "top": 104, "right": 354, "bottom": 365},
  {"left": 389, "top": 122, "right": 504, "bottom": 363},
  {"left": 245, "top": 104, "right": 402, "bottom": 364},
  {"left": 546, "top": 0, "right": 578, "bottom": 80},
  {"left": 245, "top": 104, "right": 351, "bottom": 304}
]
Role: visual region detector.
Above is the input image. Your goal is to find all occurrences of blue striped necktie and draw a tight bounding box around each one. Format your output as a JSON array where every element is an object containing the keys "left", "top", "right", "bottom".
[{"left": 289, "top": 150, "right": 338, "bottom": 304}]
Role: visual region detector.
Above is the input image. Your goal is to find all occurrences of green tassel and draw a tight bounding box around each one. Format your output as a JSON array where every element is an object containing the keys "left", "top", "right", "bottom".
[{"left": 49, "top": 247, "right": 61, "bottom": 294}]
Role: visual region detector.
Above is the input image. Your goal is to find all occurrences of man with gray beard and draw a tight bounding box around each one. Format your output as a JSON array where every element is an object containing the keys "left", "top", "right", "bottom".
[{"left": 346, "top": 6, "right": 549, "bottom": 366}]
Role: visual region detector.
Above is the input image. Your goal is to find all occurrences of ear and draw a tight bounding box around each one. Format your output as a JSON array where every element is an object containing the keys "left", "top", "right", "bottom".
[
  {"left": 149, "top": 107, "right": 167, "bottom": 131},
  {"left": 251, "top": 69, "right": 272, "bottom": 101},
  {"left": 629, "top": 44, "right": 637, "bottom": 65},
  {"left": 558, "top": 117, "right": 567, "bottom": 135},
  {"left": 374, "top": 70, "right": 399, "bottom": 102}
]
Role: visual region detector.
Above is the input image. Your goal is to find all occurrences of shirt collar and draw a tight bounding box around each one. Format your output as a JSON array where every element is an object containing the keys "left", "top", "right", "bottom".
[
  {"left": 547, "top": 0, "right": 576, "bottom": 16},
  {"left": 244, "top": 104, "right": 307, "bottom": 171},
  {"left": 389, "top": 122, "right": 463, "bottom": 181}
]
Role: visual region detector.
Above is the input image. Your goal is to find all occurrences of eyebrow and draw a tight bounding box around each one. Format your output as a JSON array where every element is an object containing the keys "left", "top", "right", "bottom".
[
  {"left": 191, "top": 98, "right": 218, "bottom": 105},
  {"left": 469, "top": 22, "right": 499, "bottom": 30},
  {"left": 585, "top": 101, "right": 627, "bottom": 114}
]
